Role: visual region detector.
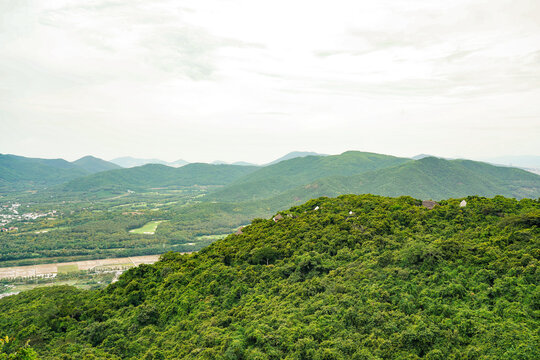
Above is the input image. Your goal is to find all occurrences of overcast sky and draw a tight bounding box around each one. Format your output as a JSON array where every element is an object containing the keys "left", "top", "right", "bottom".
[{"left": 1, "top": 0, "right": 539, "bottom": 163}]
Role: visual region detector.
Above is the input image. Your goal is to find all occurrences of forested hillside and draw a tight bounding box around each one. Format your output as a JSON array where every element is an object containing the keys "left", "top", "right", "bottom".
[
  {"left": 0, "top": 154, "right": 89, "bottom": 191},
  {"left": 266, "top": 157, "right": 540, "bottom": 204},
  {"left": 4, "top": 152, "right": 539, "bottom": 202},
  {"left": 208, "top": 151, "right": 410, "bottom": 202},
  {"left": 72, "top": 156, "right": 122, "bottom": 173},
  {"left": 0, "top": 195, "right": 538, "bottom": 359},
  {"left": 62, "top": 163, "right": 259, "bottom": 193}
]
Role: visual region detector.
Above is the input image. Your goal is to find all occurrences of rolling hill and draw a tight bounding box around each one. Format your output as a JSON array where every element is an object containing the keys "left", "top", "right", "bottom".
[
  {"left": 72, "top": 155, "right": 122, "bottom": 173},
  {"left": 3, "top": 151, "right": 539, "bottom": 203},
  {"left": 63, "top": 163, "right": 260, "bottom": 192},
  {"left": 0, "top": 154, "right": 89, "bottom": 191},
  {"left": 207, "top": 151, "right": 411, "bottom": 202},
  {"left": 187, "top": 156, "right": 540, "bottom": 235},
  {"left": 264, "top": 157, "right": 540, "bottom": 208},
  {"left": 1, "top": 195, "right": 538, "bottom": 358}
]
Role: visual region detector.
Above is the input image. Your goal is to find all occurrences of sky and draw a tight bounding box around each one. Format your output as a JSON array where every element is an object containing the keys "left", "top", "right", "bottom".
[{"left": 1, "top": 0, "right": 539, "bottom": 164}]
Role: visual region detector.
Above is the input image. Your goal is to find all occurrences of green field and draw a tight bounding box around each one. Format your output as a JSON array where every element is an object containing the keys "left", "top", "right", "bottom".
[
  {"left": 129, "top": 220, "right": 164, "bottom": 234},
  {"left": 56, "top": 264, "right": 79, "bottom": 274}
]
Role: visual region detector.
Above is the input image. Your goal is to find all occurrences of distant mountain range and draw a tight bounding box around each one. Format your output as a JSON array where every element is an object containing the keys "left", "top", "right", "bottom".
[
  {"left": 72, "top": 156, "right": 122, "bottom": 173},
  {"left": 265, "top": 156, "right": 540, "bottom": 208},
  {"left": 205, "top": 152, "right": 540, "bottom": 208},
  {"left": 110, "top": 152, "right": 327, "bottom": 168},
  {"left": 0, "top": 152, "right": 319, "bottom": 192},
  {"left": 413, "top": 154, "right": 540, "bottom": 174},
  {"left": 1, "top": 151, "right": 539, "bottom": 200},
  {"left": 265, "top": 151, "right": 326, "bottom": 165},
  {"left": 0, "top": 154, "right": 89, "bottom": 191},
  {"left": 109, "top": 157, "right": 188, "bottom": 168},
  {"left": 207, "top": 151, "right": 409, "bottom": 202},
  {"left": 63, "top": 163, "right": 259, "bottom": 193},
  {"left": 411, "top": 154, "right": 453, "bottom": 160},
  {"left": 211, "top": 160, "right": 257, "bottom": 166}
]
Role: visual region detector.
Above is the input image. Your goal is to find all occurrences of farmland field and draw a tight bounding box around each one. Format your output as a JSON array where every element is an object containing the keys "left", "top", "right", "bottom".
[
  {"left": 0, "top": 254, "right": 161, "bottom": 279},
  {"left": 0, "top": 254, "right": 171, "bottom": 298},
  {"left": 129, "top": 220, "right": 165, "bottom": 234},
  {"left": 57, "top": 264, "right": 78, "bottom": 274},
  {"left": 0, "top": 185, "right": 253, "bottom": 267}
]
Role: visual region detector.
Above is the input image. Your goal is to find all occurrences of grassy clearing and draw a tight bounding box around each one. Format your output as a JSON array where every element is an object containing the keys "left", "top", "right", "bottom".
[
  {"left": 129, "top": 220, "right": 165, "bottom": 235},
  {"left": 57, "top": 264, "right": 79, "bottom": 274}
]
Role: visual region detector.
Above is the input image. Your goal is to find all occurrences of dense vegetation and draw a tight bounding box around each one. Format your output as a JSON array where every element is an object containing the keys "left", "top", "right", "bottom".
[
  {"left": 0, "top": 154, "right": 88, "bottom": 192},
  {"left": 268, "top": 157, "right": 540, "bottom": 204},
  {"left": 0, "top": 188, "right": 219, "bottom": 266},
  {"left": 0, "top": 210, "right": 188, "bottom": 265},
  {"left": 0, "top": 195, "right": 538, "bottom": 359},
  {"left": 62, "top": 163, "right": 259, "bottom": 193},
  {"left": 207, "top": 151, "right": 410, "bottom": 202},
  {"left": 0, "top": 336, "right": 38, "bottom": 359}
]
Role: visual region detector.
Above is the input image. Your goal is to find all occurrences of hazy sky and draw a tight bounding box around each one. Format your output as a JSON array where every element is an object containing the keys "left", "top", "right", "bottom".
[{"left": 1, "top": 0, "right": 539, "bottom": 163}]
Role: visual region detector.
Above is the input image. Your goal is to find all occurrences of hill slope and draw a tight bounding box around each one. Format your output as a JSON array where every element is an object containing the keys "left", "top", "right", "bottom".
[
  {"left": 0, "top": 195, "right": 538, "bottom": 359},
  {"left": 72, "top": 155, "right": 122, "bottom": 173},
  {"left": 0, "top": 154, "right": 89, "bottom": 191},
  {"left": 208, "top": 151, "right": 410, "bottom": 202},
  {"left": 63, "top": 163, "right": 259, "bottom": 192},
  {"left": 268, "top": 157, "right": 540, "bottom": 206}
]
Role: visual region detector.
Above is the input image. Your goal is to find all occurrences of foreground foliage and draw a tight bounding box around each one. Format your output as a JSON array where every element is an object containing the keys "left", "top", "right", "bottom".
[
  {"left": 0, "top": 194, "right": 538, "bottom": 359},
  {"left": 0, "top": 336, "right": 38, "bottom": 360}
]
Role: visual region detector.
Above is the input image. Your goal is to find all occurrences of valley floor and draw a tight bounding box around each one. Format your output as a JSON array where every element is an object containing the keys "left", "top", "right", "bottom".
[{"left": 0, "top": 254, "right": 161, "bottom": 280}]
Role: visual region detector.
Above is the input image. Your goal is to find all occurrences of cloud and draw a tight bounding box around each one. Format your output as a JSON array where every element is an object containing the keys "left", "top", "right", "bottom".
[
  {"left": 31, "top": 0, "right": 262, "bottom": 81},
  {"left": 0, "top": 0, "right": 539, "bottom": 162}
]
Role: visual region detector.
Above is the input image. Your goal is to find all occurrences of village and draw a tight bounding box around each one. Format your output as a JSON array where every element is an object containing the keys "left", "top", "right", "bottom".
[{"left": 0, "top": 202, "right": 58, "bottom": 232}]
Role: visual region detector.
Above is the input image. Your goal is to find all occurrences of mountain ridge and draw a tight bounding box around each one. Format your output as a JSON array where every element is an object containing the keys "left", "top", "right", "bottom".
[
  {"left": 62, "top": 163, "right": 260, "bottom": 192},
  {"left": 110, "top": 156, "right": 189, "bottom": 168},
  {"left": 0, "top": 154, "right": 89, "bottom": 191},
  {"left": 264, "top": 156, "right": 540, "bottom": 207},
  {"left": 2, "top": 152, "right": 540, "bottom": 200},
  {"left": 72, "top": 155, "right": 122, "bottom": 173},
  {"left": 206, "top": 151, "right": 413, "bottom": 202}
]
